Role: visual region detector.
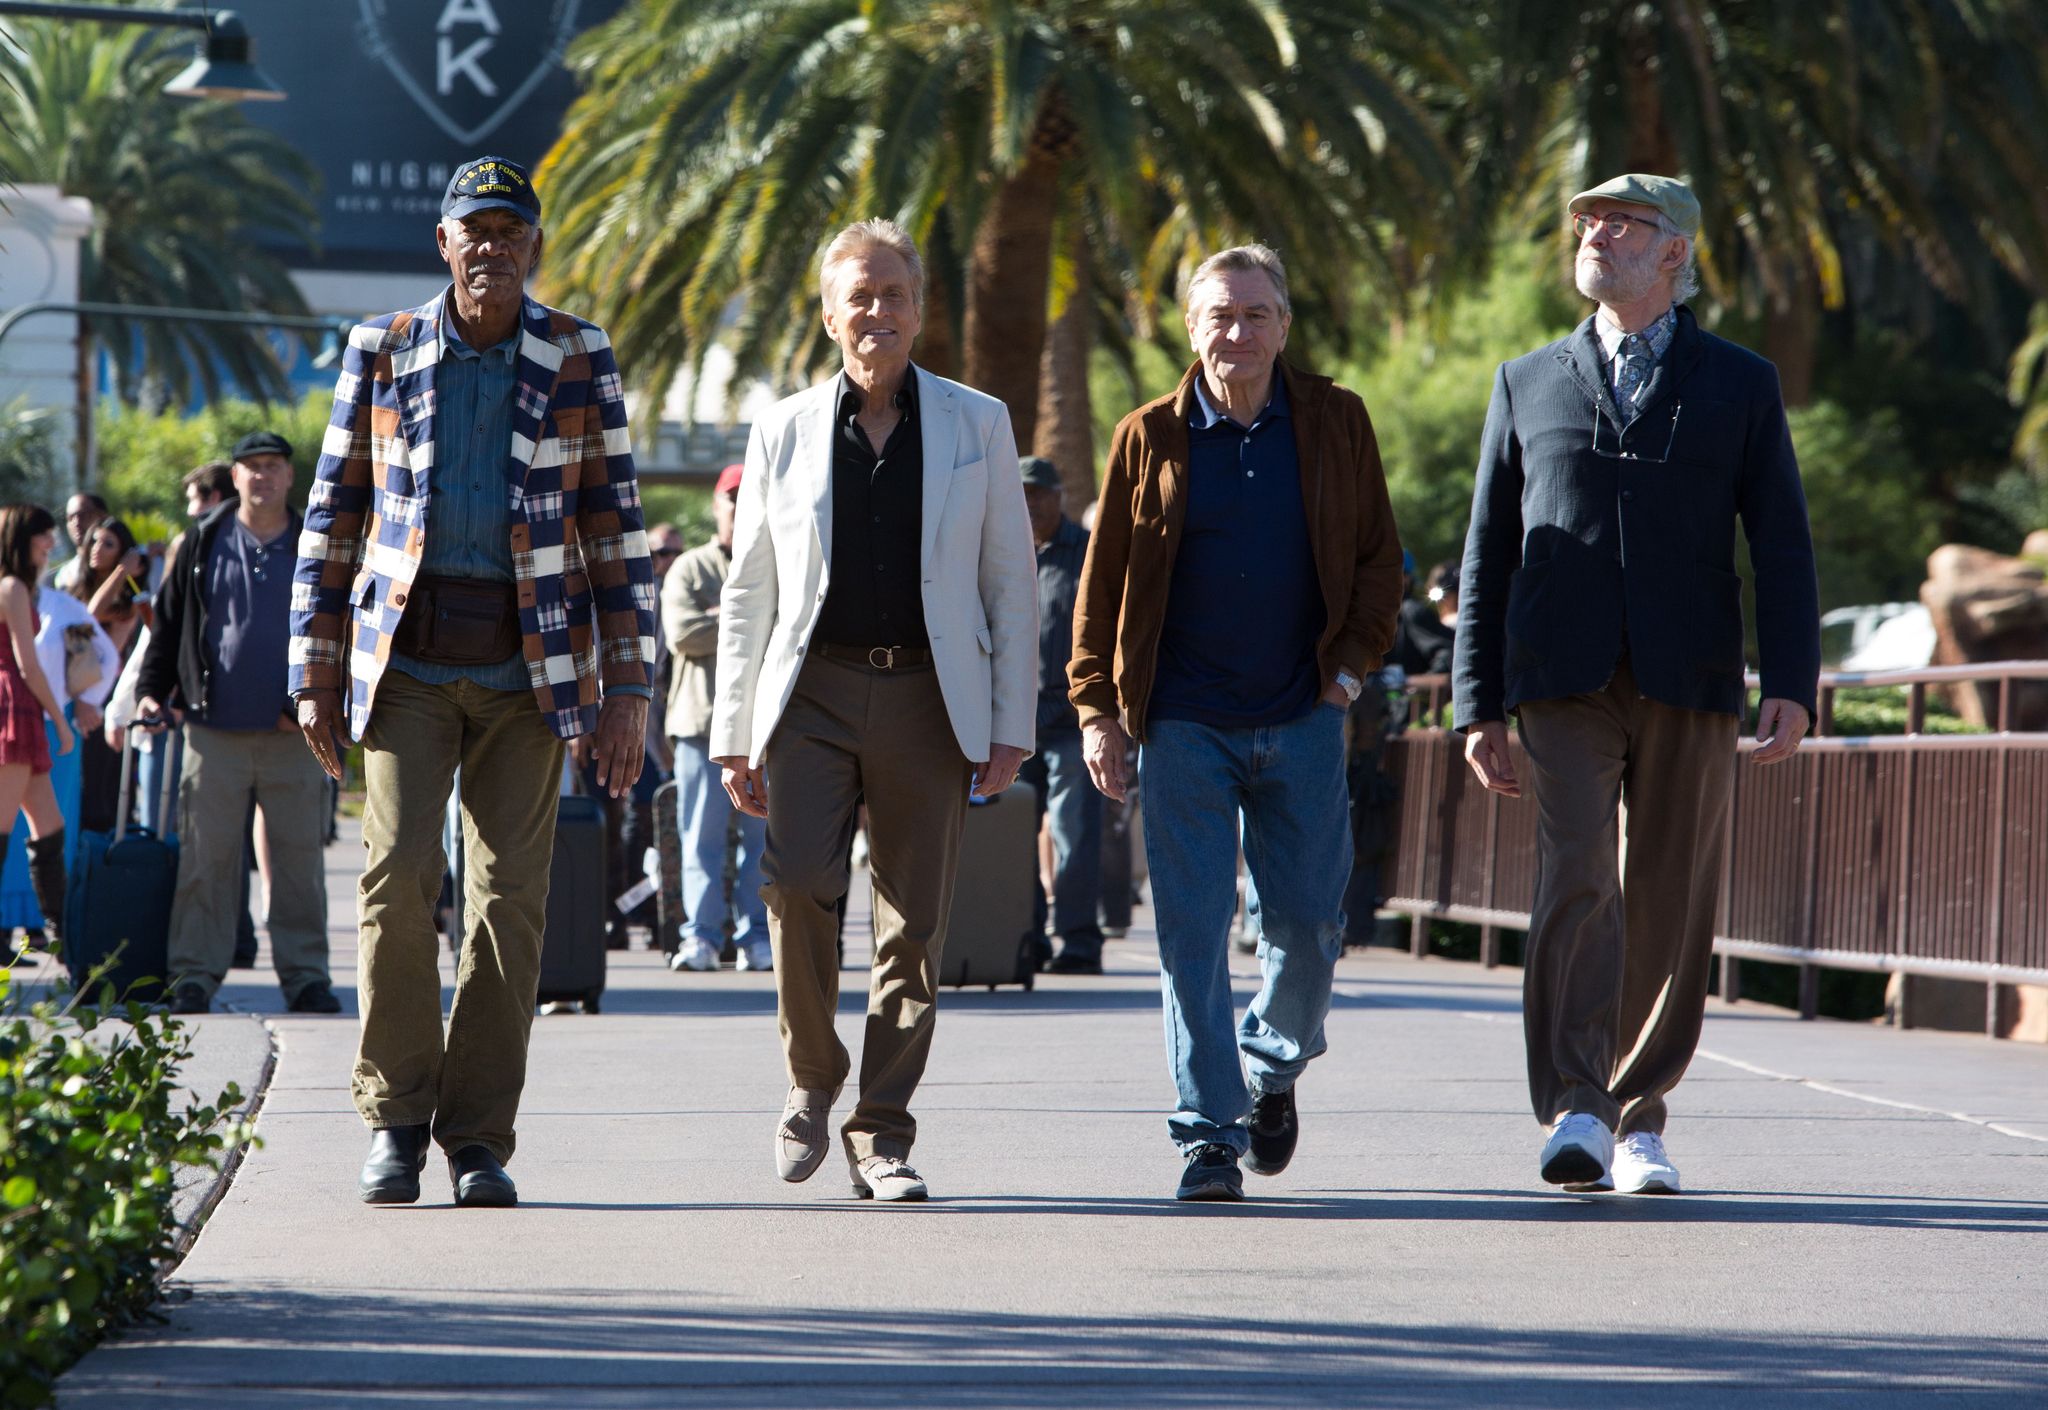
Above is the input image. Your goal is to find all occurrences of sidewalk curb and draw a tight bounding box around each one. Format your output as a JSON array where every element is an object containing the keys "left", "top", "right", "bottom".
[{"left": 165, "top": 1010, "right": 279, "bottom": 1269}]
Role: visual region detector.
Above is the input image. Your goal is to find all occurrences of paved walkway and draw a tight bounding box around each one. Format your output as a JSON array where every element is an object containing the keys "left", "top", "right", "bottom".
[{"left": 58, "top": 822, "right": 2048, "bottom": 1407}]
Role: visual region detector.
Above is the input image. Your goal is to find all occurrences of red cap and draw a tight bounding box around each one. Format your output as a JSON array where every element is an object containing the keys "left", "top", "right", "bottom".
[{"left": 714, "top": 463, "right": 745, "bottom": 496}]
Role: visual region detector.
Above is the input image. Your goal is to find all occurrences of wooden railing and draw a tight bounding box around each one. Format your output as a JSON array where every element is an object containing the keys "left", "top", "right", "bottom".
[{"left": 1377, "top": 664, "right": 2048, "bottom": 1035}]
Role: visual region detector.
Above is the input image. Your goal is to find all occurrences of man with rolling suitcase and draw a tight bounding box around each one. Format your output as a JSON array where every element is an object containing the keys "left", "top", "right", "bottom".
[
  {"left": 711, "top": 219, "right": 1036, "bottom": 1202},
  {"left": 289, "top": 158, "right": 656, "bottom": 1209}
]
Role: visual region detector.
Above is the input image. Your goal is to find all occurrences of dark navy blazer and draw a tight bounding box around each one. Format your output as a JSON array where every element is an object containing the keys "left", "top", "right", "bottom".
[{"left": 1452, "top": 306, "right": 1820, "bottom": 729}]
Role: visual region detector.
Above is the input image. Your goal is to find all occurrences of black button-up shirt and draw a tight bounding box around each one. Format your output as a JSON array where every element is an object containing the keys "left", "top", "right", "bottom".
[{"left": 815, "top": 369, "right": 927, "bottom": 650}]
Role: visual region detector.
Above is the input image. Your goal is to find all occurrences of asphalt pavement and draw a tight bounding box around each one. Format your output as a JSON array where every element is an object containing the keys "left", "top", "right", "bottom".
[{"left": 55, "top": 819, "right": 2048, "bottom": 1408}]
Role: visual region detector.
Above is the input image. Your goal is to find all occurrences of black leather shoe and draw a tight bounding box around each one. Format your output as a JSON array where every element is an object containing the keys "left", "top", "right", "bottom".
[
  {"left": 168, "top": 981, "right": 210, "bottom": 1016},
  {"left": 359, "top": 1125, "right": 432, "bottom": 1205},
  {"left": 1245, "top": 1085, "right": 1298, "bottom": 1176},
  {"left": 288, "top": 980, "right": 342, "bottom": 1014},
  {"left": 449, "top": 1144, "right": 518, "bottom": 1208},
  {"left": 1046, "top": 949, "right": 1103, "bottom": 974}
]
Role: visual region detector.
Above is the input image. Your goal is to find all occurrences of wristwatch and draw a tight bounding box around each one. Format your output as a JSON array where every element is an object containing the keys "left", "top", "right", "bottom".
[{"left": 1334, "top": 669, "right": 1363, "bottom": 704}]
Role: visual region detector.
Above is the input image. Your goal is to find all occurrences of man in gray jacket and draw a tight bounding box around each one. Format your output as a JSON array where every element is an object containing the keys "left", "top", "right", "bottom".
[{"left": 663, "top": 463, "right": 769, "bottom": 972}]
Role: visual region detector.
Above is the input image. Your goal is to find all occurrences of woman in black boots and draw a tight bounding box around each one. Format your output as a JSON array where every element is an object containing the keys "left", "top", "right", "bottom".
[{"left": 0, "top": 505, "right": 75, "bottom": 949}]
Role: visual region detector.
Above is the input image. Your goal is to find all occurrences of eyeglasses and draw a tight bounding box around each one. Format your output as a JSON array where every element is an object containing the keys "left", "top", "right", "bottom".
[{"left": 1572, "top": 212, "right": 1672, "bottom": 242}]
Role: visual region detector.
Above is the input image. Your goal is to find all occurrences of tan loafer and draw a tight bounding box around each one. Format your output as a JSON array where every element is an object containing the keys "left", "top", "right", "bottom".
[
  {"left": 776, "top": 1086, "right": 838, "bottom": 1182},
  {"left": 849, "top": 1153, "right": 928, "bottom": 1202}
]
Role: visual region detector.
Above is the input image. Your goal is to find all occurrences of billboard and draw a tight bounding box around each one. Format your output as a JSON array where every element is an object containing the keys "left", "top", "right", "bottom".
[{"left": 232, "top": 0, "right": 625, "bottom": 271}]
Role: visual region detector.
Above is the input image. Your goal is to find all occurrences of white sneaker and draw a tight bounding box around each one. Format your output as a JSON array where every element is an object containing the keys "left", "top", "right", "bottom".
[
  {"left": 1611, "top": 1131, "right": 1682, "bottom": 1194},
  {"left": 737, "top": 939, "right": 774, "bottom": 972},
  {"left": 849, "top": 1153, "right": 928, "bottom": 1202},
  {"left": 1539, "top": 1112, "right": 1615, "bottom": 1187},
  {"left": 670, "top": 937, "right": 719, "bottom": 972}
]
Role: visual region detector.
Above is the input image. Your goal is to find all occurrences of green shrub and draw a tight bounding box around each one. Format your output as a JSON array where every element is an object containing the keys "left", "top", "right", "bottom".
[
  {"left": 0, "top": 968, "right": 255, "bottom": 1406},
  {"left": 94, "top": 393, "right": 332, "bottom": 525}
]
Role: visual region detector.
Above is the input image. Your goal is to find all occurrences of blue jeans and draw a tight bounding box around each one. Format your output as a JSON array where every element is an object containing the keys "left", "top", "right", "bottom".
[
  {"left": 675, "top": 735, "right": 766, "bottom": 947},
  {"left": 1140, "top": 705, "right": 1350, "bottom": 1154},
  {"left": 1020, "top": 727, "right": 1103, "bottom": 952}
]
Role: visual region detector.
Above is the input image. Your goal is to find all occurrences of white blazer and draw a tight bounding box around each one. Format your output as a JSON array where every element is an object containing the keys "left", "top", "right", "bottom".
[{"left": 709, "top": 365, "right": 1037, "bottom": 768}]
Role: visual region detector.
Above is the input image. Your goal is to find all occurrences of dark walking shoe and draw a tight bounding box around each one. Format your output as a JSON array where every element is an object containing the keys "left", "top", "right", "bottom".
[
  {"left": 168, "top": 981, "right": 209, "bottom": 1016},
  {"left": 359, "top": 1125, "right": 432, "bottom": 1205},
  {"left": 288, "top": 981, "right": 342, "bottom": 1014},
  {"left": 1045, "top": 949, "right": 1103, "bottom": 975},
  {"left": 449, "top": 1144, "right": 518, "bottom": 1208},
  {"left": 1245, "top": 1085, "right": 1298, "bottom": 1176},
  {"left": 1176, "top": 1143, "right": 1244, "bottom": 1202}
]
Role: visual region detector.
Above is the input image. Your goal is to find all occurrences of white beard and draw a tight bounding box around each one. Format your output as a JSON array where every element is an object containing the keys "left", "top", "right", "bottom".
[{"left": 1575, "top": 242, "right": 1663, "bottom": 306}]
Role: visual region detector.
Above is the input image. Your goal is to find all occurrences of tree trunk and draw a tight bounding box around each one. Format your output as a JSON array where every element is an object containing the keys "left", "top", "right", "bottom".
[
  {"left": 1764, "top": 258, "right": 1818, "bottom": 408},
  {"left": 962, "top": 150, "right": 1061, "bottom": 452},
  {"left": 73, "top": 319, "right": 93, "bottom": 493},
  {"left": 1622, "top": 30, "right": 1680, "bottom": 175},
  {"left": 1034, "top": 230, "right": 1095, "bottom": 516},
  {"left": 915, "top": 256, "right": 958, "bottom": 382}
]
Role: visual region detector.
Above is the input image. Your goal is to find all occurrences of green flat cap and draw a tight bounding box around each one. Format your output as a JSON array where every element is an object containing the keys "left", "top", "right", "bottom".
[{"left": 1568, "top": 173, "right": 1700, "bottom": 238}]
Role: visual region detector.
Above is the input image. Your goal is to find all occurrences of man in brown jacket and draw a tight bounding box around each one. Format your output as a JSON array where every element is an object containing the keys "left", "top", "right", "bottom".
[{"left": 1072, "top": 245, "right": 1403, "bottom": 1201}]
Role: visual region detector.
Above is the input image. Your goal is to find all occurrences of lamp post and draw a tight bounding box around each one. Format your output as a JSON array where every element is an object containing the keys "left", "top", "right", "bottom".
[{"left": 0, "top": 4, "right": 284, "bottom": 100}]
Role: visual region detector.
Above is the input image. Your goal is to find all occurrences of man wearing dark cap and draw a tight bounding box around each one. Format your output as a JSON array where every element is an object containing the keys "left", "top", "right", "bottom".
[
  {"left": 290, "top": 156, "right": 657, "bottom": 1208},
  {"left": 1455, "top": 173, "right": 1819, "bottom": 1195},
  {"left": 140, "top": 431, "right": 340, "bottom": 1017},
  {"left": 662, "top": 462, "right": 768, "bottom": 972},
  {"left": 1019, "top": 455, "right": 1103, "bottom": 973}
]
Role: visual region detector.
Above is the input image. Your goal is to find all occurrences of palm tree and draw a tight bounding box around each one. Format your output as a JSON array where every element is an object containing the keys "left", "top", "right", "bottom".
[
  {"left": 537, "top": 0, "right": 1464, "bottom": 496},
  {"left": 1480, "top": 0, "right": 2048, "bottom": 406},
  {"left": 0, "top": 14, "right": 320, "bottom": 475}
]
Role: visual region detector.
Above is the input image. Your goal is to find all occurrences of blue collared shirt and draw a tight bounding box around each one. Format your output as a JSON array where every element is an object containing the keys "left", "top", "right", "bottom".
[
  {"left": 1148, "top": 371, "right": 1325, "bottom": 730},
  {"left": 388, "top": 324, "right": 649, "bottom": 701}
]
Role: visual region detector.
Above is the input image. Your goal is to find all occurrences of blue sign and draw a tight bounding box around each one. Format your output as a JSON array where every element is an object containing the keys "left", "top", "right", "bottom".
[{"left": 231, "top": 0, "right": 625, "bottom": 271}]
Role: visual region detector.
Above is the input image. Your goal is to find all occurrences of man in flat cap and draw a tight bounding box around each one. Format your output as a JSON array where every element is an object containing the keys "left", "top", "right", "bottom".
[
  {"left": 141, "top": 430, "right": 341, "bottom": 1018},
  {"left": 1453, "top": 173, "right": 1819, "bottom": 1194},
  {"left": 1018, "top": 455, "right": 1103, "bottom": 974},
  {"left": 291, "top": 156, "right": 657, "bottom": 1208}
]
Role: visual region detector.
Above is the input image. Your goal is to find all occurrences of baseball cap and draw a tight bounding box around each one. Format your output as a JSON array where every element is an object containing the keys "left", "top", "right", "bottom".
[
  {"left": 442, "top": 156, "right": 541, "bottom": 224},
  {"left": 714, "top": 463, "right": 745, "bottom": 496},
  {"left": 1567, "top": 173, "right": 1700, "bottom": 238},
  {"left": 1019, "top": 456, "right": 1061, "bottom": 490},
  {"left": 231, "top": 431, "right": 293, "bottom": 462}
]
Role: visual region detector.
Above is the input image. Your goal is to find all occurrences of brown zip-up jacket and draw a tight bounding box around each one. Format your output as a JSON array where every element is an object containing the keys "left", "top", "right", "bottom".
[{"left": 1068, "top": 358, "right": 1405, "bottom": 740}]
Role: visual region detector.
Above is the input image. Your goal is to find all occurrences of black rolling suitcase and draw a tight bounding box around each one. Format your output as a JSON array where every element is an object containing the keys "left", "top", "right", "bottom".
[
  {"left": 65, "top": 725, "right": 182, "bottom": 1007},
  {"left": 651, "top": 778, "right": 683, "bottom": 959},
  {"left": 938, "top": 781, "right": 1038, "bottom": 991},
  {"left": 536, "top": 792, "right": 608, "bottom": 1013}
]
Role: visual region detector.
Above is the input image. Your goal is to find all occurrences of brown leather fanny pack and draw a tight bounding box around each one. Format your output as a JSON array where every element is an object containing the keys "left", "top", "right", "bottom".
[{"left": 391, "top": 575, "right": 521, "bottom": 667}]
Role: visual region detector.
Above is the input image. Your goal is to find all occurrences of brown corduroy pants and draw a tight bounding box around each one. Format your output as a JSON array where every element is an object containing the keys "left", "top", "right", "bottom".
[
  {"left": 1517, "top": 657, "right": 1737, "bottom": 1137},
  {"left": 761, "top": 655, "right": 974, "bottom": 1162}
]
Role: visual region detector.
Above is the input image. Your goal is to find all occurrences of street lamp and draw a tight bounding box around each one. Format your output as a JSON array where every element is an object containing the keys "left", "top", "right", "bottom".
[{"left": 0, "top": 4, "right": 284, "bottom": 101}]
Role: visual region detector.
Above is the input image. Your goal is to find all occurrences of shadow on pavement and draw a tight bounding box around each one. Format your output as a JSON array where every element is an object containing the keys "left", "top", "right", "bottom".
[{"left": 66, "top": 1295, "right": 2048, "bottom": 1407}]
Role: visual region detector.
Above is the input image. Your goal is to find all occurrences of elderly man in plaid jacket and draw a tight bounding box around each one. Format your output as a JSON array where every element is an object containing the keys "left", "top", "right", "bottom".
[{"left": 289, "top": 158, "right": 657, "bottom": 1209}]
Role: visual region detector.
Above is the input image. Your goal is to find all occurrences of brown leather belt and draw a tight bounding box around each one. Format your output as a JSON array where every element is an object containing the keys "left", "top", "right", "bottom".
[{"left": 809, "top": 641, "right": 934, "bottom": 671}]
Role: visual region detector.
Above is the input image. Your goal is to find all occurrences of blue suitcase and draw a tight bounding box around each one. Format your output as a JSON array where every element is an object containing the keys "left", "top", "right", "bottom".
[{"left": 65, "top": 726, "right": 182, "bottom": 1008}]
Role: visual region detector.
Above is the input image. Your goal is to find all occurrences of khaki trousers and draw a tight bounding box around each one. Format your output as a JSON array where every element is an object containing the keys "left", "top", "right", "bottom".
[
  {"left": 352, "top": 670, "right": 564, "bottom": 1162},
  {"left": 168, "top": 723, "right": 331, "bottom": 1003},
  {"left": 1517, "top": 657, "right": 1736, "bottom": 1137},
  {"left": 762, "top": 655, "right": 973, "bottom": 1162}
]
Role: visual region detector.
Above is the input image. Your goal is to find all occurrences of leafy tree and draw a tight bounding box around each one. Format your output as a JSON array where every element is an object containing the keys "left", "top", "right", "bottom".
[
  {"left": 536, "top": 0, "right": 1463, "bottom": 501},
  {"left": 1479, "top": 0, "right": 2048, "bottom": 405},
  {"left": 0, "top": 13, "right": 320, "bottom": 473}
]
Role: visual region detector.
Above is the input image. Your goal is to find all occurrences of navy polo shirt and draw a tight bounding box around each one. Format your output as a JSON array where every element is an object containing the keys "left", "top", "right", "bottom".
[{"left": 1148, "top": 372, "right": 1325, "bottom": 730}]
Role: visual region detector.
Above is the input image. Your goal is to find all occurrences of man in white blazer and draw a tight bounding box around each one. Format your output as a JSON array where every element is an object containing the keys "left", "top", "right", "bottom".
[{"left": 711, "top": 219, "right": 1036, "bottom": 1202}]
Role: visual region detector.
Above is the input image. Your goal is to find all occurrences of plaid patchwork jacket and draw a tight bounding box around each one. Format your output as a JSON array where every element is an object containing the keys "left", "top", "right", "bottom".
[{"left": 288, "top": 291, "right": 657, "bottom": 741}]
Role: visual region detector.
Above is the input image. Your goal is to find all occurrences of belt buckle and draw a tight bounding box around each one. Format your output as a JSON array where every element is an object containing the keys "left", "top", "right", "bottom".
[{"left": 868, "top": 646, "right": 897, "bottom": 670}]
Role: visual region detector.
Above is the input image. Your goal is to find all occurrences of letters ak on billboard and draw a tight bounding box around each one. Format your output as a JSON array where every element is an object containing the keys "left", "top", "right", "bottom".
[{"left": 235, "top": 0, "right": 625, "bottom": 271}]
